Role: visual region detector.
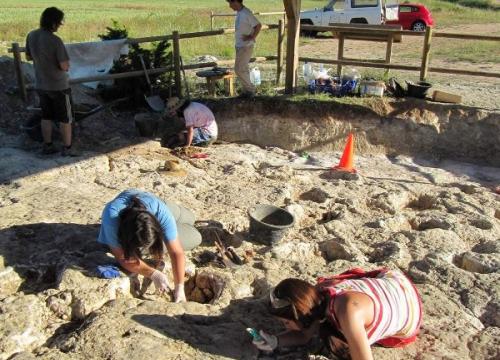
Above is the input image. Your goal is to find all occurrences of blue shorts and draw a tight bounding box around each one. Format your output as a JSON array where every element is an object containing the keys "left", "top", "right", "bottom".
[{"left": 192, "top": 128, "right": 215, "bottom": 145}]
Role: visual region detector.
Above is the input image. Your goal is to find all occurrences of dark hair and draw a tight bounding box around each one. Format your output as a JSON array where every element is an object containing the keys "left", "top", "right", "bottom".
[
  {"left": 176, "top": 99, "right": 191, "bottom": 118},
  {"left": 40, "top": 7, "right": 64, "bottom": 31},
  {"left": 118, "top": 197, "right": 165, "bottom": 260},
  {"left": 269, "top": 278, "right": 325, "bottom": 328}
]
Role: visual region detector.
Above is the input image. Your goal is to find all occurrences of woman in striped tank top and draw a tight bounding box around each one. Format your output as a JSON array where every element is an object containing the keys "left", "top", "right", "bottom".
[{"left": 251, "top": 268, "right": 422, "bottom": 360}]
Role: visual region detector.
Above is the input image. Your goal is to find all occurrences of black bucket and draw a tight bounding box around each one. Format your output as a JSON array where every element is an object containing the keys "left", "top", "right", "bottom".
[
  {"left": 407, "top": 81, "right": 432, "bottom": 99},
  {"left": 134, "top": 113, "right": 159, "bottom": 137},
  {"left": 248, "top": 204, "right": 295, "bottom": 245}
]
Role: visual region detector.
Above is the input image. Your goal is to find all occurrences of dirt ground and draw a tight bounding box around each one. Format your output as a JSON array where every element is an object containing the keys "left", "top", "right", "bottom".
[{"left": 0, "top": 54, "right": 499, "bottom": 360}]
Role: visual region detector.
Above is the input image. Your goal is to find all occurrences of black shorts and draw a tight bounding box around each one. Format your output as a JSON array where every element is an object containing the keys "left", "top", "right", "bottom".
[{"left": 37, "top": 89, "right": 73, "bottom": 124}]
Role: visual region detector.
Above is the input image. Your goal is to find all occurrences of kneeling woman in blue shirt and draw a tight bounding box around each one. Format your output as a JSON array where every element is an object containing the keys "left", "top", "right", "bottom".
[{"left": 97, "top": 189, "right": 201, "bottom": 302}]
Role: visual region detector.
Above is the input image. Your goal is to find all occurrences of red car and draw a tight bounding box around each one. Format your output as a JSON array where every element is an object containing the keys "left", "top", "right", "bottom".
[{"left": 386, "top": 3, "right": 434, "bottom": 31}]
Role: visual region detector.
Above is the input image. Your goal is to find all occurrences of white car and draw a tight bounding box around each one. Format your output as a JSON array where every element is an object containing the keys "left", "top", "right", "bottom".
[{"left": 300, "top": 0, "right": 399, "bottom": 36}]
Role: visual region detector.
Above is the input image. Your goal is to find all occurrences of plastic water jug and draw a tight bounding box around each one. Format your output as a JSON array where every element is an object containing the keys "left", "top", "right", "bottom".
[
  {"left": 302, "top": 62, "right": 313, "bottom": 81},
  {"left": 250, "top": 67, "right": 261, "bottom": 86}
]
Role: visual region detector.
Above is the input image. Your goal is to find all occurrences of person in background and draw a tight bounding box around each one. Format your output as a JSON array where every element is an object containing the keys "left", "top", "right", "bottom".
[
  {"left": 227, "top": 0, "right": 262, "bottom": 97},
  {"left": 25, "top": 7, "right": 78, "bottom": 156},
  {"left": 97, "top": 189, "right": 202, "bottom": 302},
  {"left": 164, "top": 97, "right": 218, "bottom": 148},
  {"left": 252, "top": 268, "right": 423, "bottom": 360}
]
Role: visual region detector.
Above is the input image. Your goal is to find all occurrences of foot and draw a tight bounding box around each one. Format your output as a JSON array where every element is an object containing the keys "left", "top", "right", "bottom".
[
  {"left": 41, "top": 143, "right": 58, "bottom": 155},
  {"left": 61, "top": 145, "right": 80, "bottom": 157}
]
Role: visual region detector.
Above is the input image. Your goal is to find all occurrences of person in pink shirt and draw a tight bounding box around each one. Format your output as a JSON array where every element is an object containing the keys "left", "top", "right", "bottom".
[{"left": 165, "top": 97, "right": 218, "bottom": 147}]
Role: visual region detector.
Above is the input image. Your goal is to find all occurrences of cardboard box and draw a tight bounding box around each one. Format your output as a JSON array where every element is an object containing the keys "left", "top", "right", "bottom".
[{"left": 432, "top": 90, "right": 462, "bottom": 104}]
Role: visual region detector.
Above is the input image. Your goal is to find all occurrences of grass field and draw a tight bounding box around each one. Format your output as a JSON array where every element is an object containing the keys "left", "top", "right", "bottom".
[{"left": 0, "top": 0, "right": 498, "bottom": 68}]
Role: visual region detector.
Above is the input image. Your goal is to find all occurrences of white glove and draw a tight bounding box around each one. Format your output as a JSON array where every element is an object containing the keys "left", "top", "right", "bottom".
[
  {"left": 174, "top": 283, "right": 187, "bottom": 303},
  {"left": 150, "top": 270, "right": 170, "bottom": 293},
  {"left": 252, "top": 330, "right": 278, "bottom": 352}
]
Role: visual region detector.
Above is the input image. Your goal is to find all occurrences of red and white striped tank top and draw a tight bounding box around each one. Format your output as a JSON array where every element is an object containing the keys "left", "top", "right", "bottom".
[{"left": 321, "top": 269, "right": 422, "bottom": 346}]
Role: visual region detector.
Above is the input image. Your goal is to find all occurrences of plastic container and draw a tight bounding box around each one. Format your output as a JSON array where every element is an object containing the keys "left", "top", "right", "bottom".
[
  {"left": 343, "top": 68, "right": 360, "bottom": 81},
  {"left": 359, "top": 80, "right": 385, "bottom": 97},
  {"left": 248, "top": 204, "right": 295, "bottom": 245},
  {"left": 249, "top": 67, "right": 261, "bottom": 86},
  {"left": 302, "top": 62, "right": 313, "bottom": 82}
]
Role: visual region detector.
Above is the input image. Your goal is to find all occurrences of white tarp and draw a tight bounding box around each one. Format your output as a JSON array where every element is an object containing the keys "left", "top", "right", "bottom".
[{"left": 66, "top": 39, "right": 128, "bottom": 89}]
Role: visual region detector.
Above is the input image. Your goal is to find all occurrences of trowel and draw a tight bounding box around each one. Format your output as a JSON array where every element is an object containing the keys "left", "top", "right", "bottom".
[{"left": 138, "top": 54, "right": 165, "bottom": 112}]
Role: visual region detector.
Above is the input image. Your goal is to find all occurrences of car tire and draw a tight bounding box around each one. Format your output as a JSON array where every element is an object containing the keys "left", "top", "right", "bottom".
[
  {"left": 300, "top": 20, "right": 317, "bottom": 37},
  {"left": 412, "top": 21, "right": 426, "bottom": 32}
]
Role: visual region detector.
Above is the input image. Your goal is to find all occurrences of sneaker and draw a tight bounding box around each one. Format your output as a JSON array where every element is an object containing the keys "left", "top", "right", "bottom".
[
  {"left": 61, "top": 146, "right": 80, "bottom": 157},
  {"left": 41, "top": 143, "right": 58, "bottom": 155}
]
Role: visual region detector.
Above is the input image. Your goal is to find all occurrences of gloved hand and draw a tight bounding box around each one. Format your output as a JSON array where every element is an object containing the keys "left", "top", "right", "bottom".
[
  {"left": 252, "top": 330, "right": 278, "bottom": 352},
  {"left": 150, "top": 269, "right": 170, "bottom": 293},
  {"left": 174, "top": 283, "right": 186, "bottom": 303}
]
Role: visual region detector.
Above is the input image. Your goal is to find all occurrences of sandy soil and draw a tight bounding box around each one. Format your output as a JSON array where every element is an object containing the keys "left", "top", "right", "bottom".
[{"left": 0, "top": 55, "right": 499, "bottom": 360}]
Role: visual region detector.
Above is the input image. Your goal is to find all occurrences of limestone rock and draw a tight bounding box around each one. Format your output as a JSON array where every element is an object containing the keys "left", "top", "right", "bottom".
[
  {"left": 369, "top": 241, "right": 412, "bottom": 268},
  {"left": 320, "top": 237, "right": 366, "bottom": 262},
  {"left": 285, "top": 204, "right": 305, "bottom": 224},
  {"left": 299, "top": 187, "right": 330, "bottom": 203},
  {"left": 271, "top": 242, "right": 319, "bottom": 262},
  {"left": 58, "top": 268, "right": 131, "bottom": 320},
  {"left": 0, "top": 295, "right": 50, "bottom": 360},
  {"left": 460, "top": 252, "right": 499, "bottom": 274},
  {"left": 367, "top": 190, "right": 410, "bottom": 214},
  {"left": 366, "top": 215, "right": 411, "bottom": 232},
  {"left": 0, "top": 267, "right": 23, "bottom": 299}
]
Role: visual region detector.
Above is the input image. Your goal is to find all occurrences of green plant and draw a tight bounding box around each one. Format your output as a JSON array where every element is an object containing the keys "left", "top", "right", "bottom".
[{"left": 97, "top": 20, "right": 176, "bottom": 101}]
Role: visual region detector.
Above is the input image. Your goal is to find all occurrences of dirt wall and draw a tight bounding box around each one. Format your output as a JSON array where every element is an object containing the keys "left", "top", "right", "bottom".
[{"left": 208, "top": 98, "right": 500, "bottom": 166}]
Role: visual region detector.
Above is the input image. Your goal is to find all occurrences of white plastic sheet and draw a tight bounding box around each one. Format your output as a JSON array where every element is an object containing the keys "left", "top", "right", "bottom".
[{"left": 66, "top": 39, "right": 128, "bottom": 89}]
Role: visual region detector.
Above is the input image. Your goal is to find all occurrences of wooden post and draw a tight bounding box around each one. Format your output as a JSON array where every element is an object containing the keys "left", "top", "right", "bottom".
[
  {"left": 385, "top": 34, "right": 394, "bottom": 73},
  {"left": 337, "top": 34, "right": 345, "bottom": 76},
  {"left": 172, "top": 31, "right": 182, "bottom": 97},
  {"left": 210, "top": 11, "right": 214, "bottom": 30},
  {"left": 284, "top": 0, "right": 301, "bottom": 94},
  {"left": 420, "top": 26, "right": 432, "bottom": 81},
  {"left": 12, "top": 43, "right": 27, "bottom": 102},
  {"left": 276, "top": 19, "right": 285, "bottom": 85}
]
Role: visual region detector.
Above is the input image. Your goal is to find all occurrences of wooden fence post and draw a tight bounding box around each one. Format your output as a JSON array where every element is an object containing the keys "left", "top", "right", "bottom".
[
  {"left": 210, "top": 11, "right": 214, "bottom": 30},
  {"left": 420, "top": 26, "right": 432, "bottom": 81},
  {"left": 336, "top": 34, "right": 345, "bottom": 76},
  {"left": 172, "top": 31, "right": 182, "bottom": 97},
  {"left": 12, "top": 43, "right": 27, "bottom": 102},
  {"left": 276, "top": 20, "right": 285, "bottom": 85},
  {"left": 385, "top": 34, "right": 394, "bottom": 74}
]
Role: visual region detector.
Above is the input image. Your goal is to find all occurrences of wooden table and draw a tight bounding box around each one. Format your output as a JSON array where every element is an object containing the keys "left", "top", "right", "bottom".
[{"left": 196, "top": 70, "right": 235, "bottom": 97}]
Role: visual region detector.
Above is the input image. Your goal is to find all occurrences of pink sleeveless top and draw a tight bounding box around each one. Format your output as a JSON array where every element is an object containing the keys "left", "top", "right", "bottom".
[{"left": 318, "top": 269, "right": 422, "bottom": 347}]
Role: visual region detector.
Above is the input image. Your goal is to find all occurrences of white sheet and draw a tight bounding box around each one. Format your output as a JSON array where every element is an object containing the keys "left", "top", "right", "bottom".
[{"left": 66, "top": 39, "right": 128, "bottom": 89}]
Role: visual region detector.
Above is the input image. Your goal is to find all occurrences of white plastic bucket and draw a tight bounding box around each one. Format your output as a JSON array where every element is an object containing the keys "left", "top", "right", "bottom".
[
  {"left": 249, "top": 67, "right": 261, "bottom": 86},
  {"left": 360, "top": 81, "right": 385, "bottom": 97}
]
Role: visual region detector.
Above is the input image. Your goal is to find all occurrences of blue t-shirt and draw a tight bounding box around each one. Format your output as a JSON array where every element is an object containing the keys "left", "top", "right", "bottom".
[{"left": 97, "top": 189, "right": 177, "bottom": 249}]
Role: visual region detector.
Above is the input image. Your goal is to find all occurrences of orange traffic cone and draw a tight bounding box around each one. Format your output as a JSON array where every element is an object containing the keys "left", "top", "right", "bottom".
[{"left": 333, "top": 133, "right": 356, "bottom": 173}]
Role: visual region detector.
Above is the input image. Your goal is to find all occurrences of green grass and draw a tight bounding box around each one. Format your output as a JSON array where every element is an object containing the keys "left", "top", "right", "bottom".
[
  {"left": 440, "top": 0, "right": 499, "bottom": 10},
  {"left": 1, "top": 0, "right": 498, "bottom": 75}
]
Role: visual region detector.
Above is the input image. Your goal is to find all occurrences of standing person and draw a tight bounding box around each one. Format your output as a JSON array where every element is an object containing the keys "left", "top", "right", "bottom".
[
  {"left": 164, "top": 97, "right": 218, "bottom": 148},
  {"left": 97, "top": 189, "right": 202, "bottom": 302},
  {"left": 227, "top": 0, "right": 262, "bottom": 97},
  {"left": 251, "top": 268, "right": 423, "bottom": 360},
  {"left": 25, "top": 7, "right": 78, "bottom": 156}
]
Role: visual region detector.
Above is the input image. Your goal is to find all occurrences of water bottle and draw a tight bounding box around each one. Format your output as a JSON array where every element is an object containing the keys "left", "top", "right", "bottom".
[
  {"left": 302, "top": 62, "right": 312, "bottom": 82},
  {"left": 250, "top": 67, "right": 261, "bottom": 86}
]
